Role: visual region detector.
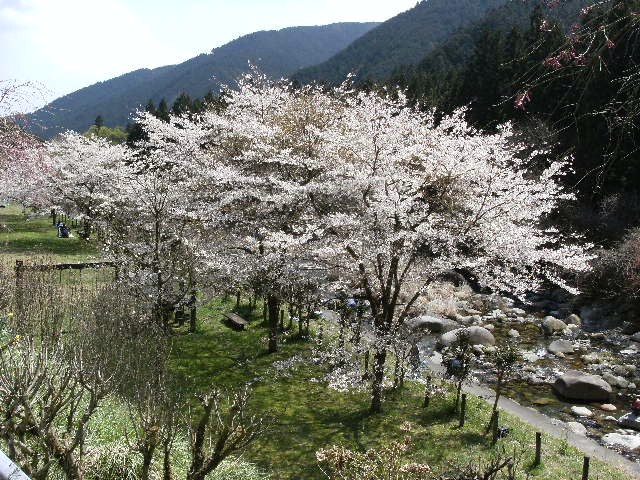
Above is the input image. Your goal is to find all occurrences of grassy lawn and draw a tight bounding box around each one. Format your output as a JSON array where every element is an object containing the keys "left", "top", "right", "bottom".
[
  {"left": 0, "top": 204, "right": 99, "bottom": 262},
  {"left": 1, "top": 204, "right": 634, "bottom": 479}
]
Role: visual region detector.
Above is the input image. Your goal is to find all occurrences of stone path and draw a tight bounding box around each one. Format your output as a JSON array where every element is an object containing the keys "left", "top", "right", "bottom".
[{"left": 426, "top": 359, "right": 640, "bottom": 478}]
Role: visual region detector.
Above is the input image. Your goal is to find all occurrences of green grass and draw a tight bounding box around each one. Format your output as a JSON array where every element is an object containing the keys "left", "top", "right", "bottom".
[
  {"left": 171, "top": 301, "right": 632, "bottom": 480},
  {"left": 0, "top": 204, "right": 99, "bottom": 262},
  {"left": 1, "top": 205, "right": 634, "bottom": 480}
]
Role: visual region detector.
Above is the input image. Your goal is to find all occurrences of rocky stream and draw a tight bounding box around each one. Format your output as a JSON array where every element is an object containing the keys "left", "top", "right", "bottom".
[{"left": 409, "top": 288, "right": 640, "bottom": 464}]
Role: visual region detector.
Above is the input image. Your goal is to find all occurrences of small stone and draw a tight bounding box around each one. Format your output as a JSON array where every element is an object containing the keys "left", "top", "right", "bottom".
[
  {"left": 600, "top": 403, "right": 617, "bottom": 412},
  {"left": 582, "top": 353, "right": 601, "bottom": 364},
  {"left": 523, "top": 351, "right": 541, "bottom": 363},
  {"left": 604, "top": 416, "right": 618, "bottom": 422},
  {"left": 602, "top": 373, "right": 629, "bottom": 389},
  {"left": 629, "top": 383, "right": 637, "bottom": 390},
  {"left": 555, "top": 352, "right": 566, "bottom": 358},
  {"left": 613, "top": 365, "right": 629, "bottom": 377},
  {"left": 549, "top": 339, "right": 575, "bottom": 355},
  {"left": 566, "top": 421, "right": 587, "bottom": 435},
  {"left": 526, "top": 375, "right": 545, "bottom": 386},
  {"left": 508, "top": 329, "right": 520, "bottom": 338},
  {"left": 571, "top": 406, "right": 593, "bottom": 417},
  {"left": 483, "top": 323, "right": 495, "bottom": 331},
  {"left": 631, "top": 332, "right": 640, "bottom": 343}
]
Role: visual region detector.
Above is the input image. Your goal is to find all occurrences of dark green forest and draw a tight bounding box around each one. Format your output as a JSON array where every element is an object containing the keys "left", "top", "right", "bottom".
[{"left": 292, "top": 0, "right": 509, "bottom": 85}]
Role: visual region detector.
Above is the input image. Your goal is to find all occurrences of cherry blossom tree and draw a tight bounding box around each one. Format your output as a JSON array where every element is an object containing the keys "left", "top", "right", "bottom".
[
  {"left": 161, "top": 72, "right": 591, "bottom": 411},
  {"left": 0, "top": 80, "right": 48, "bottom": 207}
]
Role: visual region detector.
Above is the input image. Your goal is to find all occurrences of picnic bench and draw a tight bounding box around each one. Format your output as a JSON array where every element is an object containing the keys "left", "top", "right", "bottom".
[{"left": 223, "top": 312, "right": 249, "bottom": 330}]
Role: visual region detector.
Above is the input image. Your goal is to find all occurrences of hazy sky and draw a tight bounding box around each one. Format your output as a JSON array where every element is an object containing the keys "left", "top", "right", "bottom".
[{"left": 0, "top": 0, "right": 416, "bottom": 108}]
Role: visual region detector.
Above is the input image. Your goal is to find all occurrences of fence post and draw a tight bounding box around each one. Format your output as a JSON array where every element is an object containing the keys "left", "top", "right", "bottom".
[
  {"left": 534, "top": 431, "right": 542, "bottom": 466},
  {"left": 491, "top": 411, "right": 500, "bottom": 445},
  {"left": 51, "top": 208, "right": 56, "bottom": 225},
  {"left": 15, "top": 260, "right": 24, "bottom": 321},
  {"left": 582, "top": 456, "right": 590, "bottom": 480},
  {"left": 189, "top": 289, "right": 197, "bottom": 333},
  {"left": 459, "top": 394, "right": 467, "bottom": 427}
]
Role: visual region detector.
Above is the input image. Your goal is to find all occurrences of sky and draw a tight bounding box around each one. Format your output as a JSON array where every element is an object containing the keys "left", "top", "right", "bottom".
[{"left": 0, "top": 0, "right": 416, "bottom": 110}]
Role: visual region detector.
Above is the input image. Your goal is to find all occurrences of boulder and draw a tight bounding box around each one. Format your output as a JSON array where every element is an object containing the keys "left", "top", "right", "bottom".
[
  {"left": 565, "top": 314, "right": 582, "bottom": 327},
  {"left": 581, "top": 353, "right": 601, "bottom": 364},
  {"left": 541, "top": 316, "right": 567, "bottom": 336},
  {"left": 602, "top": 433, "right": 640, "bottom": 451},
  {"left": 553, "top": 370, "right": 613, "bottom": 402},
  {"left": 571, "top": 406, "right": 593, "bottom": 417},
  {"left": 406, "top": 315, "right": 459, "bottom": 334},
  {"left": 548, "top": 340, "right": 575, "bottom": 355},
  {"left": 566, "top": 422, "right": 587, "bottom": 435},
  {"left": 439, "top": 326, "right": 496, "bottom": 348},
  {"left": 618, "top": 413, "right": 640, "bottom": 431},
  {"left": 508, "top": 329, "right": 520, "bottom": 338},
  {"left": 631, "top": 332, "right": 640, "bottom": 343}
]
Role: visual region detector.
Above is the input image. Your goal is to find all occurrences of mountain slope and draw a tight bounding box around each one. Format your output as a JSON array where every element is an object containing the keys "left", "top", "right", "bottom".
[
  {"left": 292, "top": 0, "right": 508, "bottom": 85},
  {"left": 29, "top": 22, "right": 378, "bottom": 138},
  {"left": 414, "top": 0, "right": 594, "bottom": 74}
]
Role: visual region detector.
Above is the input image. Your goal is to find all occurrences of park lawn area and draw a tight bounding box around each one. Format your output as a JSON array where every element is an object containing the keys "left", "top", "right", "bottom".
[
  {"left": 0, "top": 204, "right": 99, "bottom": 262},
  {"left": 171, "top": 300, "right": 633, "bottom": 480}
]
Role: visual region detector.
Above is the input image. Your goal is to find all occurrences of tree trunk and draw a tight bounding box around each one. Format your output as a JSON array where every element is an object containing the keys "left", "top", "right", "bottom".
[
  {"left": 298, "top": 306, "right": 304, "bottom": 337},
  {"left": 485, "top": 373, "right": 503, "bottom": 435},
  {"left": 140, "top": 447, "right": 155, "bottom": 480},
  {"left": 370, "top": 348, "right": 387, "bottom": 413},
  {"left": 162, "top": 436, "right": 173, "bottom": 480},
  {"left": 267, "top": 295, "right": 279, "bottom": 353},
  {"left": 455, "top": 380, "right": 463, "bottom": 413}
]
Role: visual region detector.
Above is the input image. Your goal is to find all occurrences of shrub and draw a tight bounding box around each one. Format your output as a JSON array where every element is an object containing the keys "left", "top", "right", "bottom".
[{"left": 582, "top": 227, "right": 640, "bottom": 314}]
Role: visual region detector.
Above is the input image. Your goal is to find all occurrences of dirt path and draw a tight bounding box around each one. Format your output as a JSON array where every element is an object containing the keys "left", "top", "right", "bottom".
[{"left": 426, "top": 360, "right": 640, "bottom": 478}]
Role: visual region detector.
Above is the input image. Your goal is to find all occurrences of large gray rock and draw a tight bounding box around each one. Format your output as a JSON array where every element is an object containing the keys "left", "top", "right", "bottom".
[
  {"left": 440, "top": 326, "right": 496, "bottom": 348},
  {"left": 548, "top": 340, "right": 575, "bottom": 355},
  {"left": 618, "top": 412, "right": 640, "bottom": 431},
  {"left": 541, "top": 316, "right": 567, "bottom": 336},
  {"left": 553, "top": 370, "right": 613, "bottom": 402}
]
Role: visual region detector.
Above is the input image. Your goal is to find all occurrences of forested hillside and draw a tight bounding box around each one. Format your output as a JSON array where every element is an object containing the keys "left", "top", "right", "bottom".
[
  {"left": 292, "top": 0, "right": 508, "bottom": 85},
  {"left": 387, "top": 0, "right": 640, "bottom": 239},
  {"left": 27, "top": 22, "right": 378, "bottom": 138}
]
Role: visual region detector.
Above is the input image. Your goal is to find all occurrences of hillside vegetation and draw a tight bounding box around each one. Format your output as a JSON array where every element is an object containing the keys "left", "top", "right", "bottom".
[{"left": 27, "top": 22, "right": 378, "bottom": 138}]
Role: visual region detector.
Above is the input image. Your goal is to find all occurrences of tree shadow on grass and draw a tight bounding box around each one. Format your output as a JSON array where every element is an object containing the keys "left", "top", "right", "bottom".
[{"left": 418, "top": 403, "right": 458, "bottom": 427}]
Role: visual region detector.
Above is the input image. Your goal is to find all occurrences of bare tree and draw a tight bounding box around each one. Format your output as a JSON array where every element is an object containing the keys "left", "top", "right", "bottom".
[{"left": 186, "top": 386, "right": 264, "bottom": 480}]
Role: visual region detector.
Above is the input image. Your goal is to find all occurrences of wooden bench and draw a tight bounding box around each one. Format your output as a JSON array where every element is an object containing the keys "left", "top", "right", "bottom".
[{"left": 223, "top": 312, "right": 249, "bottom": 330}]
